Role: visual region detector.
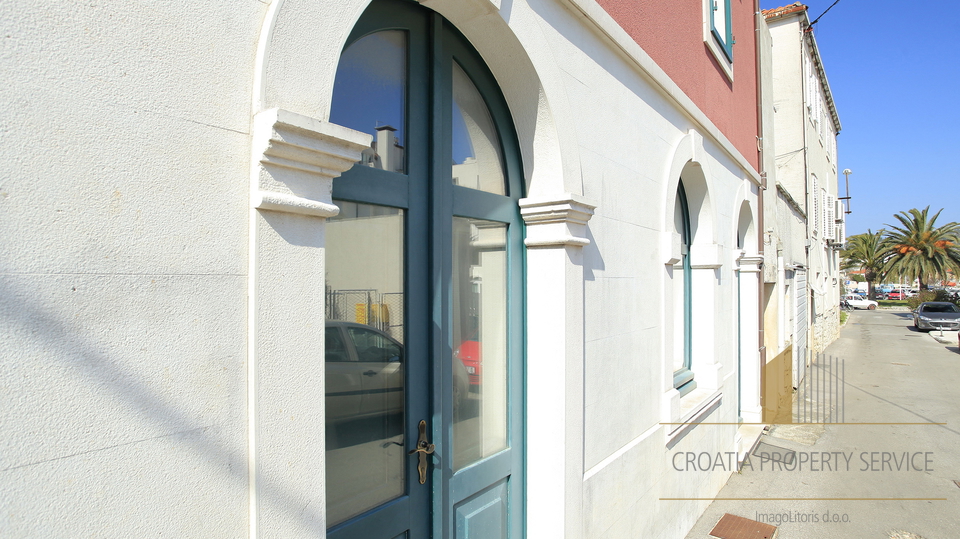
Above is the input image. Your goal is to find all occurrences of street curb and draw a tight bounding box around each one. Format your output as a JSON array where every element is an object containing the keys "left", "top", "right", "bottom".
[{"left": 929, "top": 331, "right": 959, "bottom": 344}]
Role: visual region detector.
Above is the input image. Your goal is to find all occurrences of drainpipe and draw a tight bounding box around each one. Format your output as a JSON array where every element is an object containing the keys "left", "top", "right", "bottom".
[{"left": 754, "top": 1, "right": 767, "bottom": 409}]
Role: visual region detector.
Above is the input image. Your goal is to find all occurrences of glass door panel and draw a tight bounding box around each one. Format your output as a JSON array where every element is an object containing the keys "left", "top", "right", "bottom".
[
  {"left": 451, "top": 62, "right": 505, "bottom": 195},
  {"left": 331, "top": 30, "right": 408, "bottom": 175},
  {"left": 452, "top": 217, "right": 508, "bottom": 470},
  {"left": 325, "top": 202, "right": 405, "bottom": 527}
]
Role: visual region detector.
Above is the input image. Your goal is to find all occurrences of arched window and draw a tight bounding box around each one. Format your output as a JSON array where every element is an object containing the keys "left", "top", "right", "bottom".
[{"left": 674, "top": 183, "right": 695, "bottom": 395}]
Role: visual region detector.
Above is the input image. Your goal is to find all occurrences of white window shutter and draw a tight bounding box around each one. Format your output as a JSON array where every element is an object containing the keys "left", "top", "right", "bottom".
[
  {"left": 824, "top": 194, "right": 835, "bottom": 241},
  {"left": 811, "top": 176, "right": 820, "bottom": 235},
  {"left": 823, "top": 191, "right": 830, "bottom": 237}
]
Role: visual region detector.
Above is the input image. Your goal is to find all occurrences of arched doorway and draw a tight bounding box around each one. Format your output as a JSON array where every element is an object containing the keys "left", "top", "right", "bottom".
[{"left": 324, "top": 1, "right": 525, "bottom": 537}]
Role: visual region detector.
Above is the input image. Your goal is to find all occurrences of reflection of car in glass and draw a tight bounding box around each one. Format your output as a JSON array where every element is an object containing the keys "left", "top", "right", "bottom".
[
  {"left": 842, "top": 295, "right": 878, "bottom": 310},
  {"left": 325, "top": 321, "right": 470, "bottom": 420},
  {"left": 454, "top": 340, "right": 481, "bottom": 387},
  {"left": 912, "top": 302, "right": 960, "bottom": 332},
  {"left": 325, "top": 321, "right": 404, "bottom": 423}
]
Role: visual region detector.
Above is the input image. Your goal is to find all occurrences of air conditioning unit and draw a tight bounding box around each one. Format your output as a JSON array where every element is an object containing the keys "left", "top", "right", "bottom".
[
  {"left": 828, "top": 221, "right": 845, "bottom": 248},
  {"left": 834, "top": 199, "right": 845, "bottom": 222}
]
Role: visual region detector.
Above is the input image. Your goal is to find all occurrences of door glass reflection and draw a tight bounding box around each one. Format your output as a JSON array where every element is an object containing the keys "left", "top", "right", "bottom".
[
  {"left": 325, "top": 201, "right": 405, "bottom": 526},
  {"left": 452, "top": 218, "right": 508, "bottom": 470},
  {"left": 451, "top": 62, "right": 505, "bottom": 195},
  {"left": 331, "top": 31, "right": 407, "bottom": 174}
]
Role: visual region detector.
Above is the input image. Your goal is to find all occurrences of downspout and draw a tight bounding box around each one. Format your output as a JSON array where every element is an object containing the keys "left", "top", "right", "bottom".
[
  {"left": 800, "top": 14, "right": 812, "bottom": 369},
  {"left": 754, "top": 1, "right": 766, "bottom": 409}
]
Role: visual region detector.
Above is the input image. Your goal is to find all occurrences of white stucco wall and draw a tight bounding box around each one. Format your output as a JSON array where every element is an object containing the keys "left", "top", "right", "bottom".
[
  {"left": 1, "top": 1, "right": 266, "bottom": 537},
  {"left": 2, "top": 0, "right": 761, "bottom": 538}
]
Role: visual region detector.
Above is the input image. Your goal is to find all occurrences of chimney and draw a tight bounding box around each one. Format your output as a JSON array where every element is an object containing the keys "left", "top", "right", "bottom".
[{"left": 376, "top": 125, "right": 399, "bottom": 173}]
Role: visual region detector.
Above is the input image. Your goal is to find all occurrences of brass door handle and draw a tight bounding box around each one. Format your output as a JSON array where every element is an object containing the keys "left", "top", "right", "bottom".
[{"left": 408, "top": 419, "right": 434, "bottom": 484}]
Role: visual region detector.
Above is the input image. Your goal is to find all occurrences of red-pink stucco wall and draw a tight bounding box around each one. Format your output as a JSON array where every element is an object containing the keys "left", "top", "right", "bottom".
[{"left": 596, "top": 0, "right": 760, "bottom": 172}]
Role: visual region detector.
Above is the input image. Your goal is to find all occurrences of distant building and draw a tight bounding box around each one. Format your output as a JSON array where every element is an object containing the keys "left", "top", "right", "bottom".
[{"left": 763, "top": 3, "right": 844, "bottom": 393}]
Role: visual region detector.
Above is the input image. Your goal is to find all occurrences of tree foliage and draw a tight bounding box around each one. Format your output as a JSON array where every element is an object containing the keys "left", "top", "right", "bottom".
[
  {"left": 840, "top": 229, "right": 887, "bottom": 299},
  {"left": 879, "top": 207, "right": 960, "bottom": 290}
]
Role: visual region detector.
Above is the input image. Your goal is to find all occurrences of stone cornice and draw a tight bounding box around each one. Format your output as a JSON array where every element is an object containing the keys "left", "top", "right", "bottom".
[
  {"left": 736, "top": 255, "right": 764, "bottom": 272},
  {"left": 519, "top": 193, "right": 597, "bottom": 248},
  {"left": 776, "top": 182, "right": 806, "bottom": 220},
  {"left": 251, "top": 108, "right": 371, "bottom": 217}
]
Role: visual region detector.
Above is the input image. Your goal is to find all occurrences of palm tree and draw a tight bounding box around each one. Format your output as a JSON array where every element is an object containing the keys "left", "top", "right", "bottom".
[
  {"left": 841, "top": 230, "right": 888, "bottom": 300},
  {"left": 880, "top": 207, "right": 960, "bottom": 290}
]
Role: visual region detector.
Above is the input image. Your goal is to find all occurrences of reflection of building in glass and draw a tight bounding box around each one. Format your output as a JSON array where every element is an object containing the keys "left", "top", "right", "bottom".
[
  {"left": 326, "top": 202, "right": 405, "bottom": 341},
  {"left": 360, "top": 125, "right": 405, "bottom": 173},
  {"left": 452, "top": 157, "right": 479, "bottom": 190}
]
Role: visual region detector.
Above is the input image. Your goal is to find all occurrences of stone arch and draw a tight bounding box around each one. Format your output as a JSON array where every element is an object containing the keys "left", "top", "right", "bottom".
[
  {"left": 253, "top": 0, "right": 574, "bottom": 198},
  {"left": 662, "top": 129, "right": 717, "bottom": 264},
  {"left": 736, "top": 200, "right": 757, "bottom": 255}
]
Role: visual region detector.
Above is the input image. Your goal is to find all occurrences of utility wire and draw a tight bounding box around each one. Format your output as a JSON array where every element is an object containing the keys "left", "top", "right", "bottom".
[{"left": 810, "top": 0, "right": 843, "bottom": 27}]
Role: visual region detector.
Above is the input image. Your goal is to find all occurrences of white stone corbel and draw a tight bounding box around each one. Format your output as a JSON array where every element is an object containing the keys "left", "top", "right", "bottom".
[
  {"left": 519, "top": 193, "right": 597, "bottom": 248},
  {"left": 251, "top": 108, "right": 371, "bottom": 217},
  {"left": 663, "top": 231, "right": 682, "bottom": 266},
  {"left": 736, "top": 255, "right": 764, "bottom": 273}
]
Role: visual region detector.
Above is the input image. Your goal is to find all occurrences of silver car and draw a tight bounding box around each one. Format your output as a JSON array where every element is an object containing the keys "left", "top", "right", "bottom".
[
  {"left": 912, "top": 302, "right": 960, "bottom": 332},
  {"left": 325, "top": 321, "right": 471, "bottom": 422}
]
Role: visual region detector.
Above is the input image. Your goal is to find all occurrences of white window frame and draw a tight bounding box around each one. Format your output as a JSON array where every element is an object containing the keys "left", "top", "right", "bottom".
[{"left": 703, "top": 0, "right": 734, "bottom": 80}]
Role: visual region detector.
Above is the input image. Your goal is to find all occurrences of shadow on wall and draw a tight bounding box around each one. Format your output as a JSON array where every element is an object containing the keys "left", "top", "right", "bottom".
[
  {"left": 0, "top": 279, "right": 323, "bottom": 533},
  {"left": 581, "top": 225, "right": 604, "bottom": 281}
]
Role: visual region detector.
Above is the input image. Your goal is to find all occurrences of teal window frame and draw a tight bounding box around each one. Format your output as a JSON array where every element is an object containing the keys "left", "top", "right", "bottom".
[
  {"left": 710, "top": 0, "right": 734, "bottom": 62},
  {"left": 673, "top": 183, "right": 696, "bottom": 396}
]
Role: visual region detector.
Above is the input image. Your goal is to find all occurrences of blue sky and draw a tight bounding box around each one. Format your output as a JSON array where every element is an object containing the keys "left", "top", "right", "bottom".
[{"left": 762, "top": 0, "right": 960, "bottom": 236}]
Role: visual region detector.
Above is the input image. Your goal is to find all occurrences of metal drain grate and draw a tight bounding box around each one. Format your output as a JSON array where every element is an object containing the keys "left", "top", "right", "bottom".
[
  {"left": 752, "top": 441, "right": 796, "bottom": 465},
  {"left": 709, "top": 513, "right": 777, "bottom": 539}
]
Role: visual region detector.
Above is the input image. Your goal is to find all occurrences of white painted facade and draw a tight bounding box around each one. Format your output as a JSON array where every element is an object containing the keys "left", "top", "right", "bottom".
[
  {"left": 2, "top": 1, "right": 763, "bottom": 537},
  {"left": 764, "top": 6, "right": 844, "bottom": 386}
]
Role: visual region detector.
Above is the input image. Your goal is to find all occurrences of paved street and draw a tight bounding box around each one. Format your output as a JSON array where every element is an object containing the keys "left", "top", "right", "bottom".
[{"left": 685, "top": 310, "right": 960, "bottom": 539}]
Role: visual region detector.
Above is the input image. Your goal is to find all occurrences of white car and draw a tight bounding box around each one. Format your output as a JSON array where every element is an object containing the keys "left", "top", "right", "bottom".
[{"left": 842, "top": 295, "right": 878, "bottom": 310}]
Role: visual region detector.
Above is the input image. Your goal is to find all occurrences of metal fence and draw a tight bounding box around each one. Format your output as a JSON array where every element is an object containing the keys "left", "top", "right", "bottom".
[
  {"left": 326, "top": 288, "right": 405, "bottom": 343},
  {"left": 794, "top": 352, "right": 845, "bottom": 423}
]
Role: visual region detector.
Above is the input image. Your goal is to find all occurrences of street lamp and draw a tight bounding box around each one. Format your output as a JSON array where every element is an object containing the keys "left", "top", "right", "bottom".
[{"left": 840, "top": 169, "right": 852, "bottom": 214}]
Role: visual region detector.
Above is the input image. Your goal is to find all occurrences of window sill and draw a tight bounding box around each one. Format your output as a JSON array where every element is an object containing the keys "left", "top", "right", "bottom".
[
  {"left": 704, "top": 36, "right": 733, "bottom": 81},
  {"left": 665, "top": 387, "right": 723, "bottom": 447}
]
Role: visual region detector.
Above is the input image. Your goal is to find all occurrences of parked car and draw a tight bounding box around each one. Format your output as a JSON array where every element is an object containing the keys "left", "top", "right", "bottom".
[
  {"left": 325, "top": 320, "right": 404, "bottom": 423},
  {"left": 912, "top": 302, "right": 960, "bottom": 332},
  {"left": 454, "top": 339, "right": 482, "bottom": 387},
  {"left": 886, "top": 290, "right": 906, "bottom": 300},
  {"left": 325, "top": 321, "right": 470, "bottom": 422},
  {"left": 842, "top": 294, "right": 878, "bottom": 310}
]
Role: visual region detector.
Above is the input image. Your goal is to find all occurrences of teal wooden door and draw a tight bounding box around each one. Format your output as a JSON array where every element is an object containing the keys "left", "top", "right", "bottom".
[{"left": 325, "top": 1, "right": 525, "bottom": 538}]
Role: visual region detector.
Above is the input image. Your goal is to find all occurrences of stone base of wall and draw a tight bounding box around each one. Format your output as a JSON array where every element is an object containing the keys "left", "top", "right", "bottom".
[{"left": 811, "top": 306, "right": 840, "bottom": 355}]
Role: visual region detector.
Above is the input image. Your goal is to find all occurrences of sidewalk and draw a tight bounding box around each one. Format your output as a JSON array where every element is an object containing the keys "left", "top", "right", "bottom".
[{"left": 683, "top": 311, "right": 960, "bottom": 539}]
